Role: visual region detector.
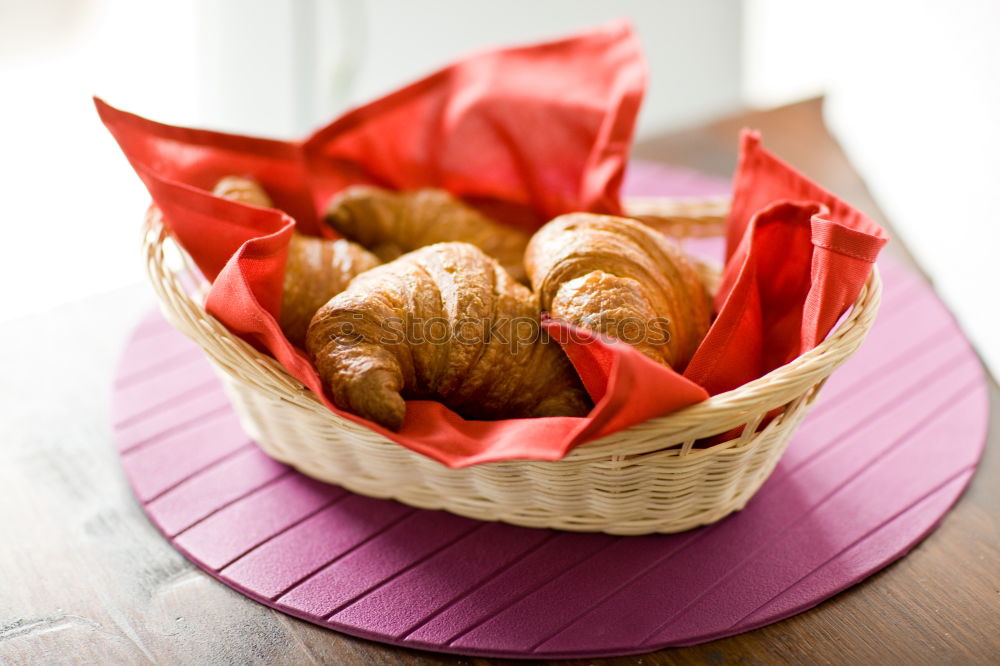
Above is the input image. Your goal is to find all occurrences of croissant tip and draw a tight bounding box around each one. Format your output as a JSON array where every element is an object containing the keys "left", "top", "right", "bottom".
[{"left": 378, "top": 409, "right": 405, "bottom": 432}]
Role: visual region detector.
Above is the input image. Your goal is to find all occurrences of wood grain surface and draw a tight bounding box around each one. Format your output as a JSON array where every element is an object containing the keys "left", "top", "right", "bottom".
[{"left": 2, "top": 98, "right": 996, "bottom": 665}]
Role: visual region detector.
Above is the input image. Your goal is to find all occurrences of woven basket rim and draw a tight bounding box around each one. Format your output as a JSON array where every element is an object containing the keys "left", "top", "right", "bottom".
[{"left": 142, "top": 197, "right": 882, "bottom": 466}]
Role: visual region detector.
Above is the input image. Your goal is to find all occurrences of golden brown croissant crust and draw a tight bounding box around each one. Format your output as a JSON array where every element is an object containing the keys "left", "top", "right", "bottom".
[
  {"left": 306, "top": 242, "right": 590, "bottom": 430},
  {"left": 324, "top": 185, "right": 530, "bottom": 282},
  {"left": 280, "top": 234, "right": 380, "bottom": 347},
  {"left": 213, "top": 175, "right": 273, "bottom": 207},
  {"left": 525, "top": 213, "right": 712, "bottom": 370},
  {"left": 212, "top": 176, "right": 380, "bottom": 347}
]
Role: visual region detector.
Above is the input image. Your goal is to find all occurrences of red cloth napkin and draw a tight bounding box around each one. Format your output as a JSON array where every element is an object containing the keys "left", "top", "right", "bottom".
[
  {"left": 97, "top": 22, "right": 886, "bottom": 468},
  {"left": 683, "top": 131, "right": 888, "bottom": 395}
]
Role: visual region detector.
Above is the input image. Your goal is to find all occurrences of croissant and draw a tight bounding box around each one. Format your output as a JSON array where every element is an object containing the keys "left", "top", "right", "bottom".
[
  {"left": 306, "top": 242, "right": 590, "bottom": 430},
  {"left": 212, "top": 176, "right": 380, "bottom": 347},
  {"left": 525, "top": 213, "right": 712, "bottom": 371},
  {"left": 324, "top": 185, "right": 530, "bottom": 282},
  {"left": 279, "top": 234, "right": 381, "bottom": 346},
  {"left": 212, "top": 175, "right": 274, "bottom": 208}
]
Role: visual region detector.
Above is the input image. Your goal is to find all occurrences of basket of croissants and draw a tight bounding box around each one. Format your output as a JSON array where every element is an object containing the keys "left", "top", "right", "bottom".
[{"left": 141, "top": 173, "right": 880, "bottom": 535}]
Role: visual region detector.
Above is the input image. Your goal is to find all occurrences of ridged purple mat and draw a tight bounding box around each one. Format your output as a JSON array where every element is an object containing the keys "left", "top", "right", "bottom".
[{"left": 111, "top": 167, "right": 989, "bottom": 659}]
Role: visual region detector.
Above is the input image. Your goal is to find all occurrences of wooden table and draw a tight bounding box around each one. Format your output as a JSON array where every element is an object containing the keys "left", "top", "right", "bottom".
[{"left": 2, "top": 99, "right": 996, "bottom": 664}]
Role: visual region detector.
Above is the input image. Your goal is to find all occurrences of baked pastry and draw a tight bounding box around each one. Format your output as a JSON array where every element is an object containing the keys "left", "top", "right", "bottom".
[
  {"left": 306, "top": 242, "right": 590, "bottom": 430},
  {"left": 279, "top": 234, "right": 381, "bottom": 346},
  {"left": 212, "top": 175, "right": 274, "bottom": 207},
  {"left": 525, "top": 213, "right": 711, "bottom": 370},
  {"left": 324, "top": 185, "right": 530, "bottom": 282},
  {"left": 212, "top": 176, "right": 380, "bottom": 347}
]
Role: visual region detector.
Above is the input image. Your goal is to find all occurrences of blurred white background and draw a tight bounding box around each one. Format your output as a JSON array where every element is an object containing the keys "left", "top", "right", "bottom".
[
  {"left": 0, "top": 0, "right": 997, "bottom": 377},
  {"left": 745, "top": 0, "right": 1000, "bottom": 380}
]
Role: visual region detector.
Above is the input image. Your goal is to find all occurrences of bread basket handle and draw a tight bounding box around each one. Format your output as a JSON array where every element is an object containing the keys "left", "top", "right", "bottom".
[{"left": 623, "top": 195, "right": 729, "bottom": 240}]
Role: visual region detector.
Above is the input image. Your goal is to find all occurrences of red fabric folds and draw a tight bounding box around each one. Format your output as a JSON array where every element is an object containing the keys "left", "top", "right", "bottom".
[
  {"left": 683, "top": 131, "right": 889, "bottom": 395},
  {"left": 97, "top": 23, "right": 886, "bottom": 468}
]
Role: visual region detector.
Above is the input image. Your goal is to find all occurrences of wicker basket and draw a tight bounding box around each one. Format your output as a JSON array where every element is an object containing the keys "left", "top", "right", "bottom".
[{"left": 142, "top": 195, "right": 881, "bottom": 535}]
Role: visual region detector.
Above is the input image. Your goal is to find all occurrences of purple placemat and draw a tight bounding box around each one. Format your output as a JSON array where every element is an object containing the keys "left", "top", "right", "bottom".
[{"left": 111, "top": 164, "right": 989, "bottom": 659}]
